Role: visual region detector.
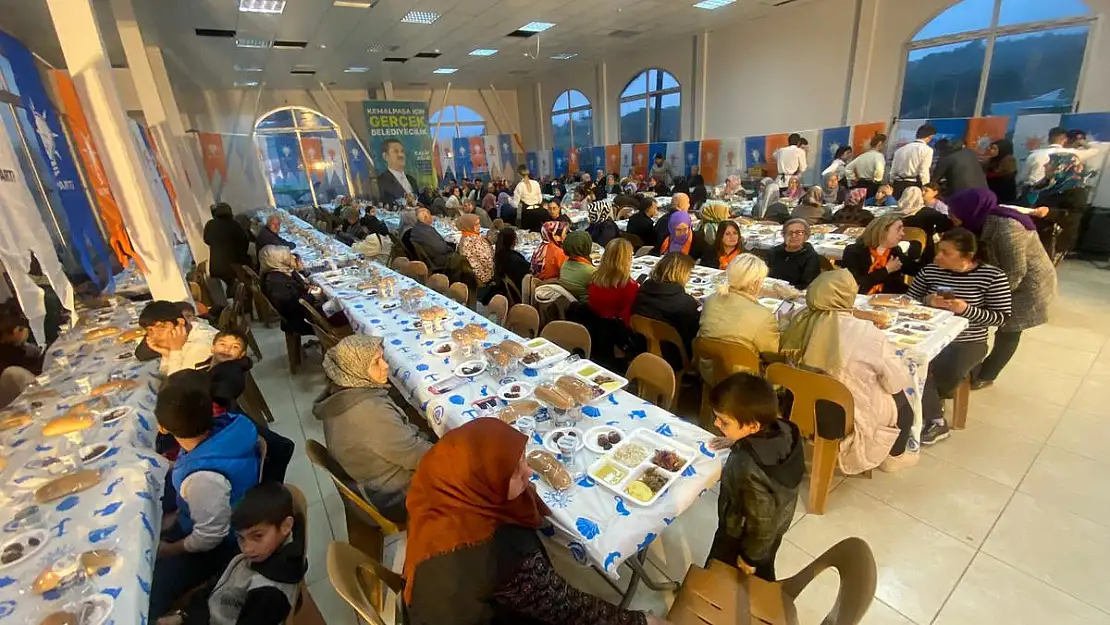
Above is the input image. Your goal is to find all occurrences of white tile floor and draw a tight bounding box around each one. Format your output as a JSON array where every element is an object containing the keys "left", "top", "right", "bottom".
[{"left": 252, "top": 260, "right": 1110, "bottom": 624}]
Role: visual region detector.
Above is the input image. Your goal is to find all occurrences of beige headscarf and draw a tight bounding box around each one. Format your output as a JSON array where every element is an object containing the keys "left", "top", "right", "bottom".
[
  {"left": 780, "top": 269, "right": 858, "bottom": 373},
  {"left": 323, "top": 334, "right": 385, "bottom": 388},
  {"left": 897, "top": 186, "right": 925, "bottom": 216},
  {"left": 258, "top": 245, "right": 297, "bottom": 275}
]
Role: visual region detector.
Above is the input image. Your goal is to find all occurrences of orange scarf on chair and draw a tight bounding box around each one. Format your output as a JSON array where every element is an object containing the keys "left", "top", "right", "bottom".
[{"left": 867, "top": 248, "right": 891, "bottom": 294}]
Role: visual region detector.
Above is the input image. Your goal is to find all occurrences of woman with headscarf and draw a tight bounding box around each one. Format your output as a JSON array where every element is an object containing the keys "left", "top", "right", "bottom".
[
  {"left": 481, "top": 184, "right": 499, "bottom": 217},
  {"left": 203, "top": 202, "right": 250, "bottom": 295},
  {"left": 402, "top": 419, "right": 660, "bottom": 625},
  {"left": 336, "top": 205, "right": 369, "bottom": 244},
  {"left": 698, "top": 254, "right": 779, "bottom": 381},
  {"left": 789, "top": 186, "right": 831, "bottom": 225},
  {"left": 896, "top": 187, "right": 924, "bottom": 216},
  {"left": 690, "top": 184, "right": 709, "bottom": 213},
  {"left": 823, "top": 173, "right": 848, "bottom": 205},
  {"left": 661, "top": 211, "right": 706, "bottom": 260},
  {"left": 585, "top": 198, "right": 619, "bottom": 247},
  {"left": 781, "top": 176, "right": 804, "bottom": 202},
  {"left": 698, "top": 201, "right": 731, "bottom": 244},
  {"left": 754, "top": 178, "right": 782, "bottom": 220},
  {"left": 982, "top": 139, "right": 1018, "bottom": 205},
  {"left": 840, "top": 213, "right": 917, "bottom": 294},
  {"left": 901, "top": 185, "right": 953, "bottom": 265},
  {"left": 497, "top": 191, "right": 517, "bottom": 226},
  {"left": 780, "top": 270, "right": 915, "bottom": 472},
  {"left": 258, "top": 245, "right": 316, "bottom": 336},
  {"left": 457, "top": 213, "right": 494, "bottom": 287},
  {"left": 312, "top": 335, "right": 432, "bottom": 523},
  {"left": 558, "top": 231, "right": 596, "bottom": 302},
  {"left": 831, "top": 188, "right": 874, "bottom": 227},
  {"left": 945, "top": 189, "right": 1055, "bottom": 391},
  {"left": 700, "top": 220, "right": 743, "bottom": 270},
  {"left": 531, "top": 221, "right": 569, "bottom": 280}
]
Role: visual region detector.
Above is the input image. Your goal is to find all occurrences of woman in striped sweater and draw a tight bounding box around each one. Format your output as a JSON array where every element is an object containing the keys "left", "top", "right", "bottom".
[{"left": 907, "top": 228, "right": 1012, "bottom": 445}]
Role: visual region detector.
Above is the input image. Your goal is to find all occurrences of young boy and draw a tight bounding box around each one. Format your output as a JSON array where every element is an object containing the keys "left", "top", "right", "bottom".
[
  {"left": 707, "top": 372, "right": 805, "bottom": 581},
  {"left": 158, "top": 482, "right": 307, "bottom": 625},
  {"left": 151, "top": 369, "right": 261, "bottom": 619},
  {"left": 139, "top": 300, "right": 219, "bottom": 375},
  {"left": 206, "top": 331, "right": 253, "bottom": 411},
  {"left": 0, "top": 315, "right": 44, "bottom": 376}
]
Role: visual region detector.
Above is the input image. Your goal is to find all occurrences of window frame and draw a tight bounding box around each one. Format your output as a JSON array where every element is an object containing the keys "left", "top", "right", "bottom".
[
  {"left": 619, "top": 69, "right": 682, "bottom": 143},
  {"left": 895, "top": 0, "right": 1095, "bottom": 118},
  {"left": 551, "top": 89, "right": 593, "bottom": 151},
  {"left": 429, "top": 105, "right": 487, "bottom": 145},
  {"left": 253, "top": 105, "right": 354, "bottom": 208}
]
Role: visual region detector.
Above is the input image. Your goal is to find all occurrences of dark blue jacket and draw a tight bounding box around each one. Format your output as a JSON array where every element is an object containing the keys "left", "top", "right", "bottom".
[{"left": 172, "top": 414, "right": 260, "bottom": 540}]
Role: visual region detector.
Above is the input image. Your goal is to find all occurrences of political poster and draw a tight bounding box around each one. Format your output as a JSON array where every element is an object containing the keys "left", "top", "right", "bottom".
[{"left": 364, "top": 100, "right": 436, "bottom": 198}]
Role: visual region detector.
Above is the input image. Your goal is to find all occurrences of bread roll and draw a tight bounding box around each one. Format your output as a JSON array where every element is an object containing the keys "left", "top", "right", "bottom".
[
  {"left": 85, "top": 327, "right": 121, "bottom": 340},
  {"left": 0, "top": 414, "right": 31, "bottom": 432},
  {"left": 534, "top": 383, "right": 576, "bottom": 411},
  {"left": 91, "top": 379, "right": 138, "bottom": 396},
  {"left": 42, "top": 414, "right": 95, "bottom": 437},
  {"left": 117, "top": 328, "right": 145, "bottom": 343},
  {"left": 498, "top": 399, "right": 541, "bottom": 423},
  {"left": 498, "top": 340, "right": 526, "bottom": 358},
  {"left": 526, "top": 450, "right": 572, "bottom": 490},
  {"left": 852, "top": 308, "right": 894, "bottom": 330},
  {"left": 555, "top": 376, "right": 595, "bottom": 405}
]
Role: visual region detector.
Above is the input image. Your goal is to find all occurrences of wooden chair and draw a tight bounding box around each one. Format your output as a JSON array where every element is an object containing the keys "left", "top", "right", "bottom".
[
  {"left": 765, "top": 362, "right": 854, "bottom": 515},
  {"left": 285, "top": 484, "right": 327, "bottom": 625},
  {"left": 506, "top": 304, "right": 540, "bottom": 339},
  {"left": 951, "top": 376, "right": 971, "bottom": 430},
  {"left": 307, "top": 440, "right": 403, "bottom": 611},
  {"left": 238, "top": 371, "right": 274, "bottom": 425},
  {"left": 403, "top": 261, "right": 428, "bottom": 284},
  {"left": 631, "top": 315, "right": 692, "bottom": 376},
  {"left": 635, "top": 245, "right": 655, "bottom": 258},
  {"left": 521, "top": 274, "right": 540, "bottom": 307},
  {"left": 485, "top": 294, "right": 509, "bottom": 326},
  {"left": 239, "top": 264, "right": 279, "bottom": 327},
  {"left": 668, "top": 537, "right": 876, "bottom": 625},
  {"left": 625, "top": 352, "right": 676, "bottom": 411},
  {"left": 391, "top": 257, "right": 410, "bottom": 273},
  {"left": 447, "top": 282, "right": 469, "bottom": 307},
  {"left": 426, "top": 273, "right": 450, "bottom": 294},
  {"left": 620, "top": 231, "right": 644, "bottom": 248},
  {"left": 540, "top": 320, "right": 591, "bottom": 359},
  {"left": 298, "top": 300, "right": 347, "bottom": 353},
  {"left": 327, "top": 542, "right": 407, "bottom": 625},
  {"left": 693, "top": 337, "right": 762, "bottom": 429},
  {"left": 285, "top": 331, "right": 304, "bottom": 375}
]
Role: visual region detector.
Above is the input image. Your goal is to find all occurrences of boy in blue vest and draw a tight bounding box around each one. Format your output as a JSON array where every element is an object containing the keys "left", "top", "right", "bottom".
[{"left": 150, "top": 369, "right": 261, "bottom": 619}]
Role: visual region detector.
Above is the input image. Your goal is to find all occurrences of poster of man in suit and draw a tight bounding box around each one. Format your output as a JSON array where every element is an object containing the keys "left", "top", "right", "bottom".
[{"left": 364, "top": 101, "right": 436, "bottom": 205}]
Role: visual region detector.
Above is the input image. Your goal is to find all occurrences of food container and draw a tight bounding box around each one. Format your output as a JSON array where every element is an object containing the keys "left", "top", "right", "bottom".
[
  {"left": 587, "top": 428, "right": 695, "bottom": 506},
  {"left": 519, "top": 338, "right": 569, "bottom": 369},
  {"left": 569, "top": 361, "right": 628, "bottom": 404}
]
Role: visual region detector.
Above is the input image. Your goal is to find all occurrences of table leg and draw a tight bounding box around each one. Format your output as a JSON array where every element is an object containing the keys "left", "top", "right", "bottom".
[{"left": 601, "top": 549, "right": 679, "bottom": 610}]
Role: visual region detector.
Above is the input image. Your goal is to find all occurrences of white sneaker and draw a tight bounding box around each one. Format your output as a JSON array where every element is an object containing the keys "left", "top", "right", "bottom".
[{"left": 880, "top": 451, "right": 920, "bottom": 473}]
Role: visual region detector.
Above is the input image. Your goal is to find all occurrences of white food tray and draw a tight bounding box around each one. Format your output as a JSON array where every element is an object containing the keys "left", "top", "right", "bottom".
[{"left": 587, "top": 428, "right": 695, "bottom": 507}]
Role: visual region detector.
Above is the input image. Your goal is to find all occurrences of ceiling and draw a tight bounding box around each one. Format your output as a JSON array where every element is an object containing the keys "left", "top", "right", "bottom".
[{"left": 1, "top": 0, "right": 807, "bottom": 91}]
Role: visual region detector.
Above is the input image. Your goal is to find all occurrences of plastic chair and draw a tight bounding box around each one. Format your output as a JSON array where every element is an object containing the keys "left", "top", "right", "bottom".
[
  {"left": 631, "top": 314, "right": 692, "bottom": 375},
  {"left": 447, "top": 282, "right": 469, "bottom": 307},
  {"left": 506, "top": 304, "right": 540, "bottom": 339},
  {"left": 765, "top": 362, "right": 854, "bottom": 515},
  {"left": 693, "top": 337, "right": 762, "bottom": 429},
  {"left": 901, "top": 226, "right": 928, "bottom": 257},
  {"left": 426, "top": 273, "right": 449, "bottom": 294},
  {"left": 521, "top": 274, "right": 540, "bottom": 307},
  {"left": 403, "top": 261, "right": 428, "bottom": 284},
  {"left": 635, "top": 246, "right": 655, "bottom": 258},
  {"left": 285, "top": 484, "right": 327, "bottom": 625},
  {"left": 327, "top": 542, "right": 407, "bottom": 625},
  {"left": 486, "top": 294, "right": 509, "bottom": 326},
  {"left": 625, "top": 353, "right": 676, "bottom": 411},
  {"left": 819, "top": 255, "right": 837, "bottom": 272},
  {"left": 391, "top": 257, "right": 410, "bottom": 273},
  {"left": 540, "top": 320, "right": 591, "bottom": 359}
]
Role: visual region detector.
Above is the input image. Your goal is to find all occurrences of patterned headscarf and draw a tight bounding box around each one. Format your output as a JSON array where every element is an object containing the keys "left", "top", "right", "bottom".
[
  {"left": 846, "top": 187, "right": 868, "bottom": 208},
  {"left": 587, "top": 200, "right": 614, "bottom": 223},
  {"left": 782, "top": 176, "right": 804, "bottom": 201},
  {"left": 530, "top": 221, "right": 568, "bottom": 274},
  {"left": 323, "top": 335, "right": 386, "bottom": 388},
  {"left": 897, "top": 187, "right": 925, "bottom": 216},
  {"left": 755, "top": 179, "right": 780, "bottom": 218},
  {"left": 1034, "top": 152, "right": 1088, "bottom": 198}
]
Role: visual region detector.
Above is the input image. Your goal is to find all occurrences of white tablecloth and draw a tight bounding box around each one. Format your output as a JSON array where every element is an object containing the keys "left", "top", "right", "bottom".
[{"left": 257, "top": 210, "right": 361, "bottom": 270}]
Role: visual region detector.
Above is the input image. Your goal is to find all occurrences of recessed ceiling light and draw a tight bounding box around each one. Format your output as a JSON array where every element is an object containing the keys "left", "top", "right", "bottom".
[
  {"left": 239, "top": 0, "right": 285, "bottom": 14},
  {"left": 332, "top": 0, "right": 375, "bottom": 7},
  {"left": 519, "top": 21, "right": 555, "bottom": 32},
  {"left": 550, "top": 53, "right": 577, "bottom": 60},
  {"left": 234, "top": 64, "right": 264, "bottom": 72},
  {"left": 345, "top": 66, "right": 371, "bottom": 73},
  {"left": 367, "top": 44, "right": 385, "bottom": 52},
  {"left": 693, "top": 0, "right": 736, "bottom": 8},
  {"left": 234, "top": 80, "right": 259, "bottom": 87},
  {"left": 432, "top": 68, "right": 457, "bottom": 74},
  {"left": 401, "top": 10, "right": 440, "bottom": 24},
  {"left": 235, "top": 38, "right": 271, "bottom": 48},
  {"left": 469, "top": 49, "right": 498, "bottom": 56}
]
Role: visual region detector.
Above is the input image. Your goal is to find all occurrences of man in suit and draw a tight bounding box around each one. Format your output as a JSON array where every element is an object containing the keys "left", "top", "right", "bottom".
[
  {"left": 376, "top": 138, "right": 418, "bottom": 206},
  {"left": 932, "top": 139, "right": 988, "bottom": 197}
]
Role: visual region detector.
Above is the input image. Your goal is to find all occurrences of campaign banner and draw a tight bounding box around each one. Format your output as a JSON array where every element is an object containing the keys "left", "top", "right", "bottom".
[
  {"left": 850, "top": 121, "right": 887, "bottom": 157},
  {"left": 1011, "top": 114, "right": 1061, "bottom": 162},
  {"left": 526, "top": 152, "right": 538, "bottom": 178},
  {"left": 664, "top": 142, "right": 683, "bottom": 178},
  {"left": 364, "top": 100, "right": 436, "bottom": 192},
  {"left": 483, "top": 135, "right": 503, "bottom": 180},
  {"left": 620, "top": 144, "right": 633, "bottom": 176},
  {"left": 553, "top": 148, "right": 568, "bottom": 178},
  {"left": 452, "top": 137, "right": 472, "bottom": 181},
  {"left": 745, "top": 136, "right": 768, "bottom": 173},
  {"left": 890, "top": 119, "right": 927, "bottom": 158},
  {"left": 632, "top": 144, "right": 649, "bottom": 176},
  {"left": 141, "top": 126, "right": 179, "bottom": 222},
  {"left": 699, "top": 139, "right": 722, "bottom": 185},
  {"left": 320, "top": 137, "right": 345, "bottom": 185},
  {"left": 198, "top": 132, "right": 228, "bottom": 186},
  {"left": 467, "top": 137, "right": 487, "bottom": 175},
  {"left": 720, "top": 138, "right": 744, "bottom": 180},
  {"left": 130, "top": 120, "right": 183, "bottom": 245},
  {"left": 820, "top": 126, "right": 851, "bottom": 174},
  {"left": 538, "top": 150, "right": 552, "bottom": 179},
  {"left": 765, "top": 133, "right": 790, "bottom": 178},
  {"left": 300, "top": 137, "right": 326, "bottom": 184},
  {"left": 648, "top": 142, "right": 667, "bottom": 174},
  {"left": 499, "top": 134, "right": 517, "bottom": 175},
  {"left": 929, "top": 118, "right": 970, "bottom": 146},
  {"left": 606, "top": 145, "right": 621, "bottom": 178},
  {"left": 965, "top": 117, "right": 1010, "bottom": 155},
  {"left": 345, "top": 138, "right": 373, "bottom": 197},
  {"left": 567, "top": 147, "right": 580, "bottom": 175}
]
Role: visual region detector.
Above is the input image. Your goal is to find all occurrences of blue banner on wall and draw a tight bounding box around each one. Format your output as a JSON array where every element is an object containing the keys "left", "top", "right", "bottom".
[
  {"left": 0, "top": 31, "right": 113, "bottom": 286},
  {"left": 683, "top": 141, "right": 701, "bottom": 175},
  {"left": 526, "top": 152, "right": 538, "bottom": 177},
  {"left": 820, "top": 127, "right": 851, "bottom": 173},
  {"left": 928, "top": 118, "right": 970, "bottom": 145},
  {"left": 498, "top": 134, "right": 517, "bottom": 172},
  {"left": 1062, "top": 113, "right": 1110, "bottom": 143},
  {"left": 344, "top": 138, "right": 371, "bottom": 180},
  {"left": 452, "top": 137, "right": 472, "bottom": 180},
  {"left": 552, "top": 149, "right": 568, "bottom": 178},
  {"left": 745, "top": 136, "right": 768, "bottom": 169}
]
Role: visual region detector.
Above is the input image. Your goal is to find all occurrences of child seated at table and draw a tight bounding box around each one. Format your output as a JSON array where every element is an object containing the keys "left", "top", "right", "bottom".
[
  {"left": 205, "top": 330, "right": 253, "bottom": 411},
  {"left": 156, "top": 482, "right": 307, "bottom": 625},
  {"left": 707, "top": 372, "right": 804, "bottom": 581},
  {"left": 150, "top": 369, "right": 262, "bottom": 620}
]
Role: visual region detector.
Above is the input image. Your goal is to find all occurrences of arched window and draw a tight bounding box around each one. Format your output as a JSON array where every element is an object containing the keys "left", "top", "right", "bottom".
[
  {"left": 254, "top": 106, "right": 352, "bottom": 208},
  {"left": 619, "top": 69, "right": 681, "bottom": 144},
  {"left": 899, "top": 0, "right": 1093, "bottom": 119},
  {"left": 551, "top": 90, "right": 592, "bottom": 152},
  {"left": 429, "top": 105, "right": 486, "bottom": 142}
]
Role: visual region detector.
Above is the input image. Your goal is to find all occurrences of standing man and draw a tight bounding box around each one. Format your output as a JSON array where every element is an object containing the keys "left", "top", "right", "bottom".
[
  {"left": 1021, "top": 126, "right": 1102, "bottom": 189},
  {"left": 376, "top": 138, "right": 418, "bottom": 206},
  {"left": 649, "top": 153, "right": 675, "bottom": 188},
  {"left": 845, "top": 134, "right": 888, "bottom": 198},
  {"left": 932, "top": 139, "right": 988, "bottom": 196},
  {"left": 890, "top": 124, "right": 935, "bottom": 198},
  {"left": 774, "top": 133, "right": 808, "bottom": 184}
]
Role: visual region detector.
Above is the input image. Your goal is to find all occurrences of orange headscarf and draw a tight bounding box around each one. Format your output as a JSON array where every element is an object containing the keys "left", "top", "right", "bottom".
[
  {"left": 866, "top": 248, "right": 891, "bottom": 294},
  {"left": 402, "top": 419, "right": 549, "bottom": 603}
]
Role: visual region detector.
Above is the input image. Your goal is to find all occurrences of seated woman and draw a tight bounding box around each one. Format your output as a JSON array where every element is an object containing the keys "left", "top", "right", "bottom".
[
  {"left": 753, "top": 178, "right": 780, "bottom": 219},
  {"left": 907, "top": 228, "right": 1012, "bottom": 445},
  {"left": 767, "top": 219, "right": 822, "bottom": 289},
  {"left": 831, "top": 188, "right": 874, "bottom": 227},
  {"left": 625, "top": 195, "right": 659, "bottom": 250},
  {"left": 456, "top": 213, "right": 494, "bottom": 287},
  {"left": 313, "top": 335, "right": 432, "bottom": 523},
  {"left": 781, "top": 175, "right": 803, "bottom": 202},
  {"left": 632, "top": 253, "right": 701, "bottom": 368},
  {"left": 780, "top": 270, "right": 916, "bottom": 473},
  {"left": 586, "top": 197, "right": 620, "bottom": 247},
  {"left": 901, "top": 185, "right": 953, "bottom": 266},
  {"left": 865, "top": 184, "right": 898, "bottom": 208},
  {"left": 403, "top": 419, "right": 662, "bottom": 625},
  {"left": 498, "top": 191, "right": 516, "bottom": 225},
  {"left": 789, "top": 187, "right": 832, "bottom": 225},
  {"left": 697, "top": 202, "right": 731, "bottom": 246},
  {"left": 558, "top": 232, "right": 596, "bottom": 302},
  {"left": 588, "top": 238, "right": 639, "bottom": 326},
  {"left": 660, "top": 211, "right": 706, "bottom": 261},
  {"left": 530, "top": 221, "right": 569, "bottom": 281},
  {"left": 841, "top": 213, "right": 917, "bottom": 295},
  {"left": 697, "top": 254, "right": 779, "bottom": 380},
  {"left": 336, "top": 206, "right": 368, "bottom": 244},
  {"left": 700, "top": 220, "right": 743, "bottom": 270},
  {"left": 258, "top": 245, "right": 323, "bottom": 336},
  {"left": 481, "top": 227, "right": 532, "bottom": 305},
  {"left": 823, "top": 173, "right": 848, "bottom": 205}
]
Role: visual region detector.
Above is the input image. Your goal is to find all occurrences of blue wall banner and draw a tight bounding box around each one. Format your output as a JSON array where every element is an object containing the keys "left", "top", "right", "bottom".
[
  {"left": 498, "top": 135, "right": 517, "bottom": 174},
  {"left": 451, "top": 137, "right": 472, "bottom": 181},
  {"left": 819, "top": 127, "right": 851, "bottom": 174},
  {"left": 683, "top": 141, "right": 701, "bottom": 177},
  {"left": 344, "top": 138, "right": 372, "bottom": 197},
  {"left": 745, "top": 136, "right": 768, "bottom": 170},
  {"left": 552, "top": 148, "right": 568, "bottom": 178},
  {"left": 526, "top": 152, "right": 538, "bottom": 177}
]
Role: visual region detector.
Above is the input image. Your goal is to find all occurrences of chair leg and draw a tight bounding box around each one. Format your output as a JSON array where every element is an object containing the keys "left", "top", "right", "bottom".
[
  {"left": 292, "top": 581, "right": 326, "bottom": 625},
  {"left": 285, "top": 332, "right": 302, "bottom": 375},
  {"left": 347, "top": 514, "right": 387, "bottom": 614},
  {"left": 246, "top": 327, "right": 263, "bottom": 361},
  {"left": 951, "top": 377, "right": 971, "bottom": 430},
  {"left": 808, "top": 438, "right": 838, "bottom": 515}
]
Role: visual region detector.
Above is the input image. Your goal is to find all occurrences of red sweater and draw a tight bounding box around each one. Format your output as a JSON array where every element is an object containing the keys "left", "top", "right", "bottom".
[{"left": 587, "top": 281, "right": 640, "bottom": 326}]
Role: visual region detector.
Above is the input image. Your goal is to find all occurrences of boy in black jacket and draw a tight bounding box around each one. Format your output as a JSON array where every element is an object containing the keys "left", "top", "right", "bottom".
[
  {"left": 206, "top": 331, "right": 253, "bottom": 411},
  {"left": 707, "top": 373, "right": 805, "bottom": 581}
]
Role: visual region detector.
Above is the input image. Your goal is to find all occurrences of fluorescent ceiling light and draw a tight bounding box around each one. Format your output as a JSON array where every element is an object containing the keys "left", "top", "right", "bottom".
[
  {"left": 401, "top": 10, "right": 440, "bottom": 24},
  {"left": 332, "top": 0, "right": 374, "bottom": 7},
  {"left": 234, "top": 64, "right": 263, "bottom": 72},
  {"left": 234, "top": 80, "right": 259, "bottom": 87},
  {"left": 345, "top": 66, "right": 371, "bottom": 72},
  {"left": 239, "top": 0, "right": 285, "bottom": 13},
  {"left": 469, "top": 49, "right": 498, "bottom": 56},
  {"left": 432, "top": 68, "right": 458, "bottom": 74},
  {"left": 235, "top": 38, "right": 271, "bottom": 48},
  {"left": 519, "top": 21, "right": 555, "bottom": 32},
  {"left": 367, "top": 44, "right": 385, "bottom": 52},
  {"left": 550, "top": 53, "right": 577, "bottom": 60},
  {"left": 693, "top": 0, "right": 736, "bottom": 8}
]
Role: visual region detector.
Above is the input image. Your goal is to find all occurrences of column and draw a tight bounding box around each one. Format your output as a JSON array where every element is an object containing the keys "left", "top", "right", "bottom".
[
  {"left": 843, "top": 0, "right": 880, "bottom": 126},
  {"left": 534, "top": 82, "right": 546, "bottom": 151},
  {"left": 46, "top": 0, "right": 189, "bottom": 301},
  {"left": 595, "top": 62, "right": 610, "bottom": 145},
  {"left": 691, "top": 32, "right": 710, "bottom": 140},
  {"left": 110, "top": 0, "right": 208, "bottom": 265}
]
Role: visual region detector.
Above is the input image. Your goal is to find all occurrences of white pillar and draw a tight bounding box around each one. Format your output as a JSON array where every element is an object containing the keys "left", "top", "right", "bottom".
[
  {"left": 844, "top": 0, "right": 880, "bottom": 126},
  {"left": 692, "top": 32, "right": 709, "bottom": 141},
  {"left": 46, "top": 0, "right": 189, "bottom": 301},
  {"left": 595, "top": 62, "right": 610, "bottom": 145}
]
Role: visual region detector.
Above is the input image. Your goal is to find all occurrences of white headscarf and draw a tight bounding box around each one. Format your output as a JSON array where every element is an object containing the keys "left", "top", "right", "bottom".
[
  {"left": 258, "top": 245, "right": 297, "bottom": 275},
  {"left": 898, "top": 187, "right": 925, "bottom": 216},
  {"left": 755, "top": 178, "right": 780, "bottom": 219}
]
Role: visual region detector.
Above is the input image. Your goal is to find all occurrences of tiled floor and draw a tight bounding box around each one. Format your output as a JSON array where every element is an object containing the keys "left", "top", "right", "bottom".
[{"left": 252, "top": 260, "right": 1110, "bottom": 624}]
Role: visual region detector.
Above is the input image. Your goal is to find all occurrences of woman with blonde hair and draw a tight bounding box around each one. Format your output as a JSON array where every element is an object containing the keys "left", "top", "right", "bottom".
[
  {"left": 840, "top": 212, "right": 917, "bottom": 294},
  {"left": 632, "top": 253, "right": 701, "bottom": 367},
  {"left": 587, "top": 238, "right": 639, "bottom": 326},
  {"left": 697, "top": 253, "right": 780, "bottom": 380}
]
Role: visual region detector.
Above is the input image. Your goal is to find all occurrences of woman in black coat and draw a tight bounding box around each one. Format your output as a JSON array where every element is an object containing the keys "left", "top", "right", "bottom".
[
  {"left": 203, "top": 202, "right": 250, "bottom": 292},
  {"left": 766, "top": 219, "right": 822, "bottom": 289},
  {"left": 631, "top": 253, "right": 701, "bottom": 370},
  {"left": 840, "top": 213, "right": 918, "bottom": 295},
  {"left": 258, "top": 245, "right": 315, "bottom": 336},
  {"left": 483, "top": 227, "right": 532, "bottom": 305}
]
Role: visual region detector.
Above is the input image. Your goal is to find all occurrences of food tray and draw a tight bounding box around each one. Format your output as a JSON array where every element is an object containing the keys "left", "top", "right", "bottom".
[
  {"left": 587, "top": 428, "right": 695, "bottom": 506},
  {"left": 897, "top": 306, "right": 952, "bottom": 324},
  {"left": 570, "top": 361, "right": 628, "bottom": 404},
  {"left": 520, "top": 338, "right": 569, "bottom": 369}
]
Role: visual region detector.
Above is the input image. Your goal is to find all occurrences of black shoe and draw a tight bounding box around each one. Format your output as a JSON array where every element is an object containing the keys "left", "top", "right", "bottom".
[
  {"left": 921, "top": 420, "right": 951, "bottom": 445},
  {"left": 970, "top": 379, "right": 994, "bottom": 391}
]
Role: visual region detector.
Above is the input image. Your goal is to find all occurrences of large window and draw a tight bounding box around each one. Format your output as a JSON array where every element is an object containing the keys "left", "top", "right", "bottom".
[
  {"left": 429, "top": 106, "right": 486, "bottom": 143},
  {"left": 254, "top": 107, "right": 352, "bottom": 208},
  {"left": 899, "top": 0, "right": 1092, "bottom": 119},
  {"left": 620, "top": 69, "right": 681, "bottom": 144},
  {"left": 551, "top": 90, "right": 592, "bottom": 152}
]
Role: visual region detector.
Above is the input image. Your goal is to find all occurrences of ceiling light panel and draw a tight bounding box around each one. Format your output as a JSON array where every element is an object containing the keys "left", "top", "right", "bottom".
[
  {"left": 239, "top": 0, "right": 286, "bottom": 13},
  {"left": 332, "top": 0, "right": 375, "bottom": 7},
  {"left": 550, "top": 53, "right": 577, "bottom": 60},
  {"left": 234, "top": 64, "right": 263, "bottom": 72},
  {"left": 235, "top": 38, "right": 272, "bottom": 48},
  {"left": 272, "top": 40, "right": 308, "bottom": 49},
  {"left": 693, "top": 0, "right": 736, "bottom": 8},
  {"left": 345, "top": 66, "right": 371, "bottom": 72},
  {"left": 432, "top": 68, "right": 458, "bottom": 74},
  {"left": 401, "top": 10, "right": 440, "bottom": 24},
  {"left": 367, "top": 44, "right": 385, "bottom": 52},
  {"left": 519, "top": 21, "right": 555, "bottom": 32},
  {"left": 469, "top": 49, "right": 498, "bottom": 56}
]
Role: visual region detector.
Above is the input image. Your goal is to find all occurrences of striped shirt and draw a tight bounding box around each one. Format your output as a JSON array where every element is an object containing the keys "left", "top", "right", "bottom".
[{"left": 908, "top": 263, "right": 1012, "bottom": 343}]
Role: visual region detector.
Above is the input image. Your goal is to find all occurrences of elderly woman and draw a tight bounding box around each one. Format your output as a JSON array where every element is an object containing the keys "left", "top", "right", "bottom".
[
  {"left": 456, "top": 213, "right": 494, "bottom": 287},
  {"left": 754, "top": 178, "right": 782, "bottom": 220},
  {"left": 781, "top": 270, "right": 916, "bottom": 473},
  {"left": 313, "top": 335, "right": 432, "bottom": 522},
  {"left": 897, "top": 187, "right": 924, "bottom": 216},
  {"left": 531, "top": 220, "right": 569, "bottom": 280},
  {"left": 558, "top": 231, "right": 596, "bottom": 302},
  {"left": 336, "top": 205, "right": 368, "bottom": 244},
  {"left": 461, "top": 198, "right": 494, "bottom": 230},
  {"left": 946, "top": 189, "right": 1056, "bottom": 390},
  {"left": 497, "top": 191, "right": 516, "bottom": 225},
  {"left": 767, "top": 219, "right": 822, "bottom": 289},
  {"left": 632, "top": 253, "right": 701, "bottom": 367},
  {"left": 700, "top": 220, "right": 743, "bottom": 270},
  {"left": 698, "top": 254, "right": 780, "bottom": 380},
  {"left": 823, "top": 173, "right": 848, "bottom": 205},
  {"left": 661, "top": 211, "right": 706, "bottom": 260},
  {"left": 789, "top": 187, "right": 831, "bottom": 225},
  {"left": 831, "top": 188, "right": 874, "bottom": 227},
  {"left": 481, "top": 183, "right": 499, "bottom": 216},
  {"left": 258, "top": 245, "right": 315, "bottom": 336},
  {"left": 698, "top": 201, "right": 731, "bottom": 244},
  {"left": 781, "top": 176, "right": 804, "bottom": 202},
  {"left": 841, "top": 213, "right": 917, "bottom": 294},
  {"left": 403, "top": 419, "right": 661, "bottom": 625},
  {"left": 654, "top": 192, "right": 690, "bottom": 248}
]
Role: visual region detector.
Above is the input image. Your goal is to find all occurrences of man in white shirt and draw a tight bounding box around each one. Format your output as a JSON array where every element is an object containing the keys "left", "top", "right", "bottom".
[
  {"left": 845, "top": 133, "right": 888, "bottom": 198},
  {"left": 1020, "top": 126, "right": 1102, "bottom": 188},
  {"left": 774, "top": 133, "right": 808, "bottom": 184},
  {"left": 376, "top": 138, "right": 418, "bottom": 206},
  {"left": 890, "top": 123, "right": 935, "bottom": 198},
  {"left": 511, "top": 164, "right": 542, "bottom": 212}
]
